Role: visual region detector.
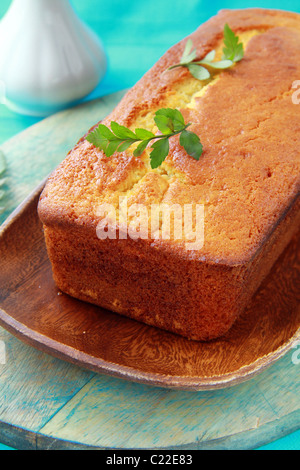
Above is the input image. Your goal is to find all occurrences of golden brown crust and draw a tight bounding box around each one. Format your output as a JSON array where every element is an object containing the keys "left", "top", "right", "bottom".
[{"left": 38, "top": 9, "right": 300, "bottom": 340}]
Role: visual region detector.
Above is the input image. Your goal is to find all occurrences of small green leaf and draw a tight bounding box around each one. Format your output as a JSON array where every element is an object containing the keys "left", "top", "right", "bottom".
[
  {"left": 205, "top": 59, "right": 233, "bottom": 69},
  {"left": 105, "top": 140, "right": 123, "bottom": 158},
  {"left": 86, "top": 124, "right": 118, "bottom": 153},
  {"left": 202, "top": 50, "right": 216, "bottom": 62},
  {"left": 179, "top": 130, "right": 203, "bottom": 160},
  {"left": 222, "top": 23, "right": 244, "bottom": 62},
  {"left": 154, "top": 114, "right": 174, "bottom": 135},
  {"left": 135, "top": 128, "right": 155, "bottom": 140},
  {"left": 86, "top": 131, "right": 109, "bottom": 153},
  {"left": 96, "top": 124, "right": 116, "bottom": 140},
  {"left": 150, "top": 138, "right": 170, "bottom": 169},
  {"left": 133, "top": 140, "right": 149, "bottom": 157},
  {"left": 232, "top": 43, "right": 244, "bottom": 62},
  {"left": 155, "top": 108, "right": 185, "bottom": 132},
  {"left": 110, "top": 121, "right": 137, "bottom": 140},
  {"left": 155, "top": 108, "right": 184, "bottom": 123},
  {"left": 188, "top": 64, "right": 210, "bottom": 80},
  {"left": 117, "top": 140, "right": 136, "bottom": 152},
  {"left": 180, "top": 38, "right": 197, "bottom": 64}
]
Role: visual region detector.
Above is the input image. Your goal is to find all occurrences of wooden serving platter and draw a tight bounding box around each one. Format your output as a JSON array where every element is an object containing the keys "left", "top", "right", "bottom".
[
  {"left": 0, "top": 91, "right": 299, "bottom": 449},
  {"left": 0, "top": 180, "right": 299, "bottom": 391}
]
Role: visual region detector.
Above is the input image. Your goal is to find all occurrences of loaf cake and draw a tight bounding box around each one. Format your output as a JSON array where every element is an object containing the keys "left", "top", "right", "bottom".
[{"left": 38, "top": 8, "right": 300, "bottom": 341}]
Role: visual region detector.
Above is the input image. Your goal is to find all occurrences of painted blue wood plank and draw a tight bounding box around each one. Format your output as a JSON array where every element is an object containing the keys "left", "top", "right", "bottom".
[
  {"left": 0, "top": 0, "right": 299, "bottom": 450},
  {"left": 38, "top": 352, "right": 300, "bottom": 450},
  {"left": 0, "top": 328, "right": 94, "bottom": 450}
]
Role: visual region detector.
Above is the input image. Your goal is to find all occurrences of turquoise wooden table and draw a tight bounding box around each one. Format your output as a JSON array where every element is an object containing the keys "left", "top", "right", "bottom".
[{"left": 0, "top": 0, "right": 299, "bottom": 451}]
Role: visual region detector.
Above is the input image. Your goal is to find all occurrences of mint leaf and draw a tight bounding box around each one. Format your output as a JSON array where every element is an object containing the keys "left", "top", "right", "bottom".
[
  {"left": 222, "top": 24, "right": 244, "bottom": 62},
  {"left": 150, "top": 138, "right": 170, "bottom": 169},
  {"left": 179, "top": 130, "right": 203, "bottom": 160}
]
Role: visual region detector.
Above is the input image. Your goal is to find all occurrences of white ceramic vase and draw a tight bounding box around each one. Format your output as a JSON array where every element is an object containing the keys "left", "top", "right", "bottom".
[{"left": 0, "top": 0, "right": 107, "bottom": 116}]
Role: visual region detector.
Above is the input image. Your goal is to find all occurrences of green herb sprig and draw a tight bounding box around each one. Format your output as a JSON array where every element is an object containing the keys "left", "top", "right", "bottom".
[
  {"left": 87, "top": 108, "right": 203, "bottom": 169},
  {"left": 166, "top": 24, "right": 244, "bottom": 80},
  {"left": 86, "top": 25, "right": 244, "bottom": 169}
]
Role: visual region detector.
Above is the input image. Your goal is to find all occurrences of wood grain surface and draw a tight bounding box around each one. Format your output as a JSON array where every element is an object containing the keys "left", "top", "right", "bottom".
[
  {"left": 0, "top": 184, "right": 299, "bottom": 391},
  {"left": 0, "top": 91, "right": 299, "bottom": 449}
]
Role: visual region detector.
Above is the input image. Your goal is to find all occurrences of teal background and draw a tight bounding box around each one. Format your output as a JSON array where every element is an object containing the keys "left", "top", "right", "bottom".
[{"left": 0, "top": 0, "right": 299, "bottom": 451}]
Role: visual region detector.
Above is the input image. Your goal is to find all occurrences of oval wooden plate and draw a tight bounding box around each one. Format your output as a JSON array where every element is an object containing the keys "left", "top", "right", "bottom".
[{"left": 0, "top": 182, "right": 299, "bottom": 391}]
